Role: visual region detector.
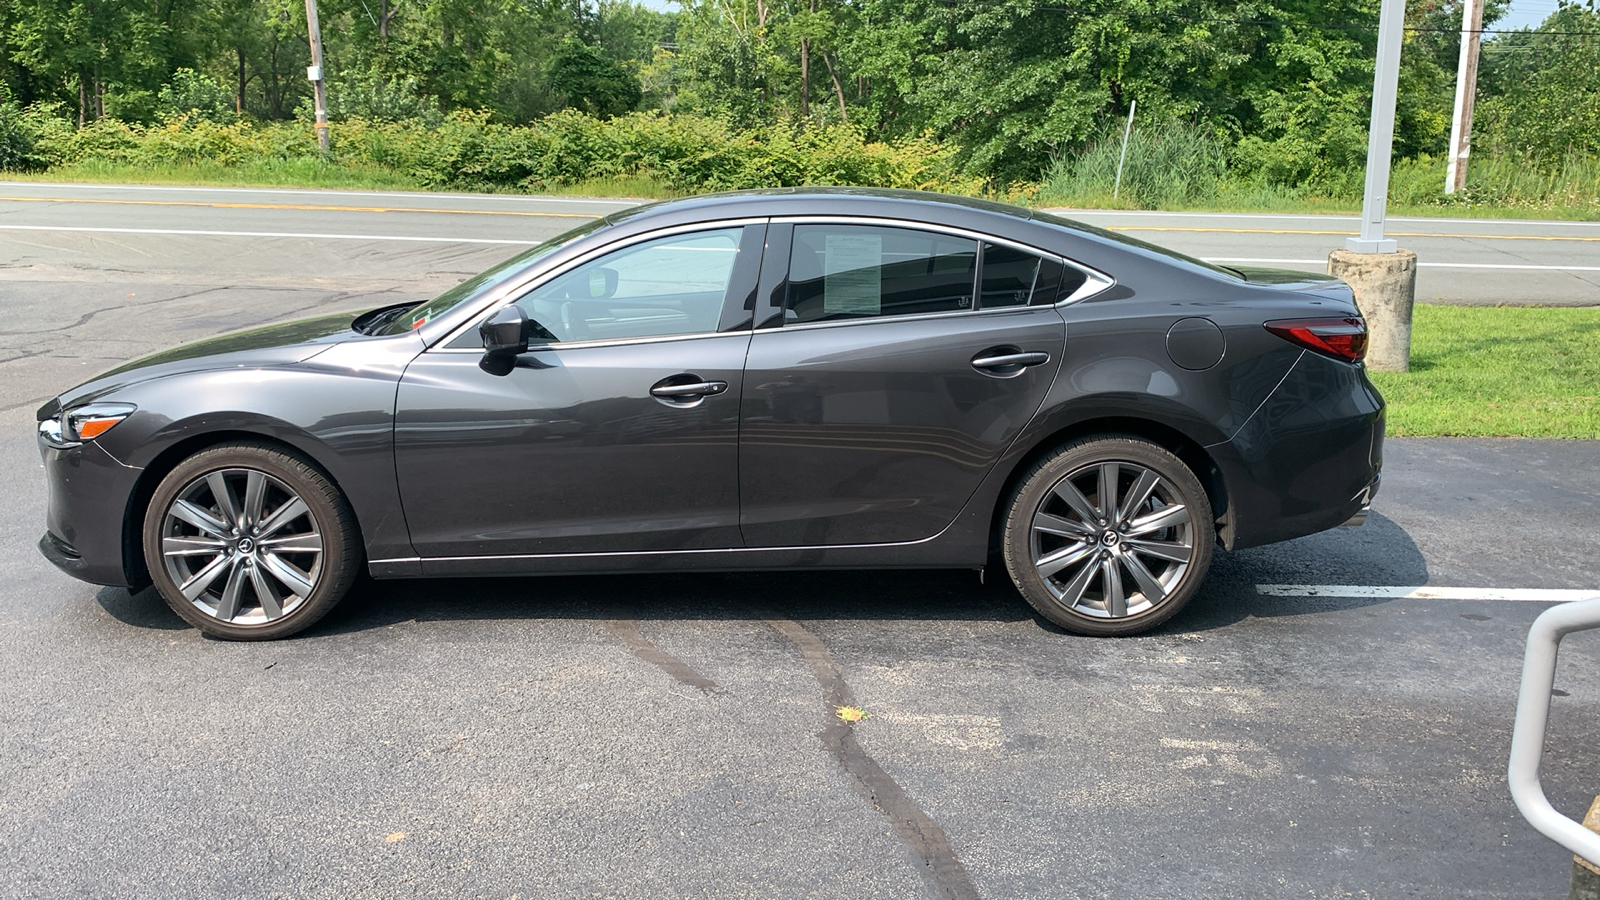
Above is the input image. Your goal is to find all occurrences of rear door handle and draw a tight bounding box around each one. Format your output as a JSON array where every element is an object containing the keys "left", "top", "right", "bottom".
[{"left": 972, "top": 350, "right": 1051, "bottom": 371}]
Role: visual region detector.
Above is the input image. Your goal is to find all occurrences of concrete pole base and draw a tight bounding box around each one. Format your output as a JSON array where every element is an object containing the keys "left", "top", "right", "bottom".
[
  {"left": 1571, "top": 797, "right": 1600, "bottom": 900},
  {"left": 1328, "top": 248, "right": 1418, "bottom": 373}
]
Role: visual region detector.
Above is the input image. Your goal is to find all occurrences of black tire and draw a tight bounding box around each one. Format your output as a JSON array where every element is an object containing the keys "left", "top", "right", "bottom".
[
  {"left": 142, "top": 441, "right": 361, "bottom": 640},
  {"left": 1002, "top": 436, "right": 1214, "bottom": 636}
]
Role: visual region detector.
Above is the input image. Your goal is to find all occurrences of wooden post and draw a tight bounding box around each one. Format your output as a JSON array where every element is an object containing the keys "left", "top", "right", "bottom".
[
  {"left": 305, "top": 0, "right": 330, "bottom": 154},
  {"left": 1444, "top": 0, "right": 1485, "bottom": 194}
]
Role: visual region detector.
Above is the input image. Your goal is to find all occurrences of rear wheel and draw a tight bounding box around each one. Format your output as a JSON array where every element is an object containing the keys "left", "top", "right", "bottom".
[
  {"left": 142, "top": 442, "right": 361, "bottom": 640},
  {"left": 1002, "top": 436, "right": 1214, "bottom": 636}
]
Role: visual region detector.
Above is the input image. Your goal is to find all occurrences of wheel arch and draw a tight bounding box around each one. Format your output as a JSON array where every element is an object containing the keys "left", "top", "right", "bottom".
[
  {"left": 121, "top": 429, "right": 364, "bottom": 590},
  {"left": 987, "top": 415, "right": 1234, "bottom": 555}
]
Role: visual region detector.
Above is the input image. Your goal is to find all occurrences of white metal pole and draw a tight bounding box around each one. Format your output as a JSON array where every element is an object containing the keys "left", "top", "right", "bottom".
[
  {"left": 1113, "top": 99, "right": 1136, "bottom": 200},
  {"left": 1444, "top": 0, "right": 1485, "bottom": 194},
  {"left": 1348, "top": 0, "right": 1405, "bottom": 253}
]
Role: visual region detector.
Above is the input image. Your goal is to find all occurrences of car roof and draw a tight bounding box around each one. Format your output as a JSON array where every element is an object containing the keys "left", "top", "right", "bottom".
[
  {"left": 604, "top": 188, "right": 1249, "bottom": 285},
  {"left": 604, "top": 188, "right": 1044, "bottom": 229}
]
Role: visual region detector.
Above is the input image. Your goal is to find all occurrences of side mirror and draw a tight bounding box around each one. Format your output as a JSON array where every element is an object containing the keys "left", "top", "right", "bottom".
[
  {"left": 478, "top": 306, "right": 560, "bottom": 376},
  {"left": 479, "top": 306, "right": 529, "bottom": 376}
]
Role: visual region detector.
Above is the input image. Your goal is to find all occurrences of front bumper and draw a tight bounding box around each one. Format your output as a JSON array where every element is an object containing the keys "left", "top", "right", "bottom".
[{"left": 38, "top": 437, "right": 145, "bottom": 588}]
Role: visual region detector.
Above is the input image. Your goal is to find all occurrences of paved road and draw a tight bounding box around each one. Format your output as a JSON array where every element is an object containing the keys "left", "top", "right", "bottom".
[
  {"left": 2, "top": 184, "right": 1599, "bottom": 898},
  {"left": 1, "top": 181, "right": 1597, "bottom": 305}
]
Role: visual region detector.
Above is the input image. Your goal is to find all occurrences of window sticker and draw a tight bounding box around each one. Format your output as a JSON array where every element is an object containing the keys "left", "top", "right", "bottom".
[{"left": 823, "top": 233, "right": 882, "bottom": 315}]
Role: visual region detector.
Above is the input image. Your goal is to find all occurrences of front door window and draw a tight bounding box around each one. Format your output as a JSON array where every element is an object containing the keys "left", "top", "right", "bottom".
[{"left": 516, "top": 228, "right": 745, "bottom": 342}]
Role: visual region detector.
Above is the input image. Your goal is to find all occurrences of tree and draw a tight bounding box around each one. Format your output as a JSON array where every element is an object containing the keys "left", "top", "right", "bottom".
[
  {"left": 549, "top": 36, "right": 641, "bottom": 117},
  {"left": 7, "top": 0, "right": 166, "bottom": 124},
  {"left": 1476, "top": 2, "right": 1600, "bottom": 160}
]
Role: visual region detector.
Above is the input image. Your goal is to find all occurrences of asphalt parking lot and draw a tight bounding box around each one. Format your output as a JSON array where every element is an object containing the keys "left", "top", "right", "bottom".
[{"left": 2, "top": 188, "right": 1598, "bottom": 899}]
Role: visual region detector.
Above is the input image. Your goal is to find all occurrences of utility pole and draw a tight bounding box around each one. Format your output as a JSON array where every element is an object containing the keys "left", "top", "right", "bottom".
[
  {"left": 305, "top": 0, "right": 330, "bottom": 154},
  {"left": 1445, "top": 0, "right": 1485, "bottom": 194},
  {"left": 1328, "top": 0, "right": 1417, "bottom": 372}
]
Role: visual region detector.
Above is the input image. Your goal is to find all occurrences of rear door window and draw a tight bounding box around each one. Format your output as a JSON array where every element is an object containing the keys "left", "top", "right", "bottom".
[{"left": 786, "top": 224, "right": 978, "bottom": 324}]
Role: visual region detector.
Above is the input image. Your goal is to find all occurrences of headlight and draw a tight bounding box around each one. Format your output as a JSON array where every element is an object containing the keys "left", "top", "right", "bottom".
[{"left": 38, "top": 402, "right": 136, "bottom": 449}]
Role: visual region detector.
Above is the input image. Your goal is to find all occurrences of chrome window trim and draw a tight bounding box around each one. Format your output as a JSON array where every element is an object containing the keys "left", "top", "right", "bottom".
[
  {"left": 770, "top": 214, "right": 1116, "bottom": 313},
  {"left": 1062, "top": 269, "right": 1116, "bottom": 304},
  {"left": 771, "top": 304, "right": 1048, "bottom": 334},
  {"left": 430, "top": 217, "right": 769, "bottom": 352},
  {"left": 428, "top": 329, "right": 747, "bottom": 355}
]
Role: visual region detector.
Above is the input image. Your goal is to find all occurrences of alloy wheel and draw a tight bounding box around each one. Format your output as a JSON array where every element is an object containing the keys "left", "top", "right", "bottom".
[
  {"left": 158, "top": 467, "right": 324, "bottom": 625},
  {"left": 1029, "top": 460, "right": 1197, "bottom": 619}
]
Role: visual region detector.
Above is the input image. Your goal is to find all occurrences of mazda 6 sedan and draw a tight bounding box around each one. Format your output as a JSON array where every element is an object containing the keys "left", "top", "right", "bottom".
[{"left": 37, "top": 189, "right": 1383, "bottom": 639}]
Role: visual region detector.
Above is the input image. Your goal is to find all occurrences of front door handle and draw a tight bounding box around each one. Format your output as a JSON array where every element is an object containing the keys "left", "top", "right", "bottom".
[
  {"left": 649, "top": 376, "right": 728, "bottom": 404},
  {"left": 972, "top": 348, "right": 1051, "bottom": 375},
  {"left": 651, "top": 381, "right": 727, "bottom": 397}
]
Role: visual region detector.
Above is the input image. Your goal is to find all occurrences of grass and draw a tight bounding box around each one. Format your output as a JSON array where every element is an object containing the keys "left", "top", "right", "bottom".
[
  {"left": 1036, "top": 121, "right": 1600, "bottom": 220},
  {"left": 1, "top": 160, "right": 678, "bottom": 198},
  {"left": 5, "top": 158, "right": 424, "bottom": 191},
  {"left": 1369, "top": 304, "right": 1600, "bottom": 438}
]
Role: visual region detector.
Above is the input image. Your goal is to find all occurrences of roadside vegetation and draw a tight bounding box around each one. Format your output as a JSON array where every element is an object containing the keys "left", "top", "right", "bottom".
[
  {"left": 0, "top": 109, "right": 977, "bottom": 196},
  {"left": 1369, "top": 305, "right": 1600, "bottom": 439}
]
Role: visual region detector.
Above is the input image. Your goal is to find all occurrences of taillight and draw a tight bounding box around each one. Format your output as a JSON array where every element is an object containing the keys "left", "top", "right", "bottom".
[{"left": 1264, "top": 317, "right": 1368, "bottom": 362}]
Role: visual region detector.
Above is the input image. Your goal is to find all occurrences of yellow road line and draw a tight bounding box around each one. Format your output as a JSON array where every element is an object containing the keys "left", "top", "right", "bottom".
[
  {"left": 1107, "top": 225, "right": 1600, "bottom": 242},
  {"left": 0, "top": 195, "right": 602, "bottom": 219}
]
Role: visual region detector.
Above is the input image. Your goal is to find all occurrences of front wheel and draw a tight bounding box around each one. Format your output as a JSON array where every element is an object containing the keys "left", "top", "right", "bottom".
[
  {"left": 142, "top": 441, "right": 361, "bottom": 640},
  {"left": 1002, "top": 436, "right": 1215, "bottom": 636}
]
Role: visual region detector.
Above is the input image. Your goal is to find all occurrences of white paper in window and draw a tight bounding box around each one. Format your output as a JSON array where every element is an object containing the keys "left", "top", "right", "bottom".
[{"left": 823, "top": 234, "right": 882, "bottom": 315}]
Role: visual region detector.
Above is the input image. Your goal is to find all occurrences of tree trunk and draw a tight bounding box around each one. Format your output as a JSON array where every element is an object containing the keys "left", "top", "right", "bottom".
[
  {"left": 237, "top": 46, "right": 247, "bottom": 114},
  {"left": 800, "top": 37, "right": 810, "bottom": 118},
  {"left": 824, "top": 52, "right": 847, "bottom": 123},
  {"left": 78, "top": 78, "right": 87, "bottom": 127}
]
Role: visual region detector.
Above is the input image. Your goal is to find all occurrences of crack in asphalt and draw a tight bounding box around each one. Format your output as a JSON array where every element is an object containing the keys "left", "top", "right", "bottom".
[
  {"left": 762, "top": 615, "right": 980, "bottom": 900},
  {"left": 603, "top": 619, "right": 725, "bottom": 695},
  {"left": 0, "top": 394, "right": 49, "bottom": 414},
  {"left": 0, "top": 286, "right": 231, "bottom": 336}
]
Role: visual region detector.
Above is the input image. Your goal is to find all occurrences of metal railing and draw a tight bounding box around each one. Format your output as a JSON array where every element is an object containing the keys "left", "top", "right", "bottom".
[{"left": 1508, "top": 595, "right": 1600, "bottom": 865}]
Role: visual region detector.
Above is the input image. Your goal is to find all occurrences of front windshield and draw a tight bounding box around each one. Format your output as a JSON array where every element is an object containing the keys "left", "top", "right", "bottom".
[{"left": 377, "top": 218, "right": 611, "bottom": 335}]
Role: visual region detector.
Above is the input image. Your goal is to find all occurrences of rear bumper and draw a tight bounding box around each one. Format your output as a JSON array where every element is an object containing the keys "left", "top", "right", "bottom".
[
  {"left": 38, "top": 437, "right": 144, "bottom": 588},
  {"left": 1211, "top": 353, "right": 1385, "bottom": 550}
]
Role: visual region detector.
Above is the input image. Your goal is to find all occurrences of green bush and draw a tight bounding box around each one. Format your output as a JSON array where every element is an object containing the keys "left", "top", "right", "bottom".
[
  {"left": 5, "top": 105, "right": 977, "bottom": 195},
  {"left": 0, "top": 102, "right": 36, "bottom": 170},
  {"left": 309, "top": 67, "right": 442, "bottom": 124},
  {"left": 157, "top": 69, "right": 237, "bottom": 124}
]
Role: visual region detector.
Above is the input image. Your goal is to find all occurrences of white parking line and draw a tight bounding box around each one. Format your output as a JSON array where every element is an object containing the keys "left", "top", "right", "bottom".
[
  {"left": 1207, "top": 257, "right": 1600, "bottom": 273},
  {"left": 0, "top": 224, "right": 535, "bottom": 244},
  {"left": 1257, "top": 585, "right": 1600, "bottom": 602}
]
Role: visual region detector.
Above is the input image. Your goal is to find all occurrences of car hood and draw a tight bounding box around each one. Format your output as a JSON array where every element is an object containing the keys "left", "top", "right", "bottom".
[{"left": 52, "top": 311, "right": 362, "bottom": 410}]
